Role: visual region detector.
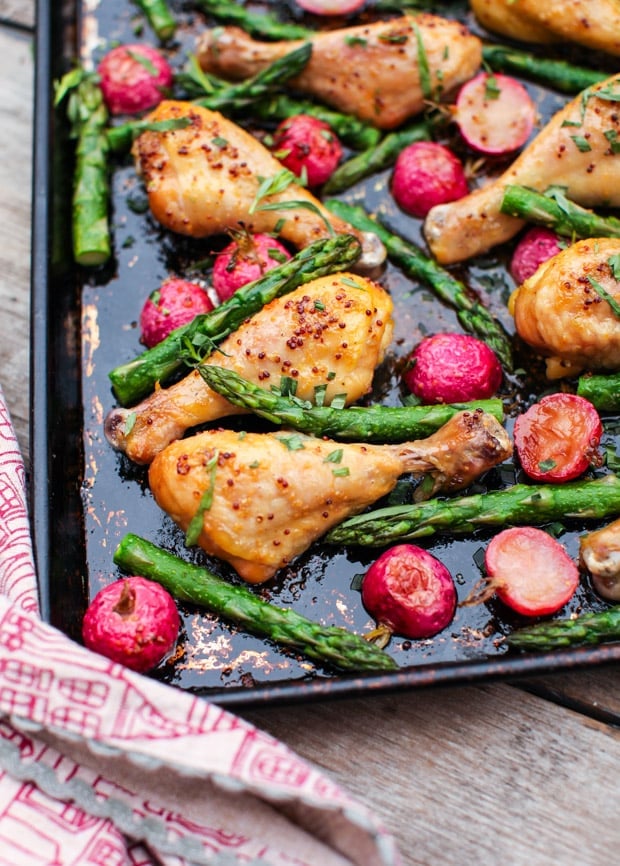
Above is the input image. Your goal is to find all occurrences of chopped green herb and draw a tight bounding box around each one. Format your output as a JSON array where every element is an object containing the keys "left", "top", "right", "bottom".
[
  {"left": 267, "top": 247, "right": 289, "bottom": 264},
  {"left": 608, "top": 253, "right": 620, "bottom": 279},
  {"left": 570, "top": 135, "right": 592, "bottom": 152},
  {"left": 330, "top": 393, "right": 348, "bottom": 410},
  {"left": 587, "top": 275, "right": 620, "bottom": 318},
  {"left": 332, "top": 466, "right": 350, "bottom": 477},
  {"left": 345, "top": 35, "right": 367, "bottom": 47},
  {"left": 277, "top": 434, "right": 305, "bottom": 451},
  {"left": 124, "top": 412, "right": 137, "bottom": 436},
  {"left": 340, "top": 276, "right": 363, "bottom": 289},
  {"left": 127, "top": 49, "right": 158, "bottom": 77},
  {"left": 212, "top": 136, "right": 228, "bottom": 148},
  {"left": 538, "top": 458, "right": 558, "bottom": 472},
  {"left": 604, "top": 129, "right": 620, "bottom": 154},
  {"left": 314, "top": 299, "right": 326, "bottom": 311},
  {"left": 250, "top": 169, "right": 298, "bottom": 214},
  {"left": 326, "top": 371, "right": 336, "bottom": 381},
  {"left": 324, "top": 449, "right": 344, "bottom": 464},
  {"left": 314, "top": 384, "right": 327, "bottom": 407},
  {"left": 484, "top": 74, "right": 501, "bottom": 100},
  {"left": 257, "top": 199, "right": 335, "bottom": 236},
  {"left": 411, "top": 23, "right": 431, "bottom": 100},
  {"left": 185, "top": 451, "right": 219, "bottom": 547},
  {"left": 249, "top": 459, "right": 260, "bottom": 469},
  {"left": 279, "top": 376, "right": 298, "bottom": 397}
]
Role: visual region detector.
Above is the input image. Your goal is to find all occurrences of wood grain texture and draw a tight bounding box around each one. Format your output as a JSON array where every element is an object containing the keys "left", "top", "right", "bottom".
[
  {"left": 1, "top": 7, "right": 619, "bottom": 866},
  {"left": 0, "top": 25, "right": 33, "bottom": 458},
  {"left": 243, "top": 684, "right": 620, "bottom": 865}
]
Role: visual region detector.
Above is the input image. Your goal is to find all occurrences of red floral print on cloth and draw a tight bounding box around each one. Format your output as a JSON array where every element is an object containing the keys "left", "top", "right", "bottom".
[{"left": 0, "top": 385, "right": 401, "bottom": 866}]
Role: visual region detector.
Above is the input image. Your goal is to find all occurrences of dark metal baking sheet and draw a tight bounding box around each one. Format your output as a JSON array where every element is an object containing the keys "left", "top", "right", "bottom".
[{"left": 30, "top": 0, "right": 620, "bottom": 707}]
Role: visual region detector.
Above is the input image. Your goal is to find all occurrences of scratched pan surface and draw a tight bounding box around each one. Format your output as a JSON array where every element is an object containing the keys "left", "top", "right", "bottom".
[{"left": 30, "top": 0, "right": 620, "bottom": 707}]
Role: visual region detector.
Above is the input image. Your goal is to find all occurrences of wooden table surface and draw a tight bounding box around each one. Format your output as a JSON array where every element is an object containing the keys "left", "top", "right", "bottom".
[{"left": 1, "top": 3, "right": 618, "bottom": 864}]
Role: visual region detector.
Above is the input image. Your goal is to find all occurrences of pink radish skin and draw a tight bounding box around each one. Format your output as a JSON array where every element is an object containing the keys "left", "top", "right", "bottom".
[
  {"left": 82, "top": 576, "right": 180, "bottom": 672},
  {"left": 391, "top": 142, "right": 469, "bottom": 218},
  {"left": 403, "top": 332, "right": 503, "bottom": 404},
  {"left": 140, "top": 278, "right": 214, "bottom": 348},
  {"left": 97, "top": 44, "right": 173, "bottom": 116},
  {"left": 454, "top": 72, "right": 537, "bottom": 155},
  {"left": 294, "top": 0, "right": 366, "bottom": 16},
  {"left": 483, "top": 527, "right": 580, "bottom": 616},
  {"left": 271, "top": 114, "right": 343, "bottom": 187},
  {"left": 510, "top": 227, "right": 563, "bottom": 284},
  {"left": 362, "top": 544, "right": 457, "bottom": 642},
  {"left": 212, "top": 233, "right": 292, "bottom": 302}
]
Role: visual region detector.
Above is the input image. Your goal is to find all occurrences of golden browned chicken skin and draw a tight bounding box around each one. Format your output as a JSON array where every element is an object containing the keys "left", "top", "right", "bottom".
[
  {"left": 132, "top": 101, "right": 384, "bottom": 266},
  {"left": 471, "top": 0, "right": 620, "bottom": 57},
  {"left": 580, "top": 518, "right": 620, "bottom": 601},
  {"left": 149, "top": 410, "right": 512, "bottom": 583},
  {"left": 105, "top": 273, "right": 394, "bottom": 464},
  {"left": 509, "top": 238, "right": 620, "bottom": 379},
  {"left": 424, "top": 74, "right": 620, "bottom": 265},
  {"left": 196, "top": 14, "right": 482, "bottom": 130}
]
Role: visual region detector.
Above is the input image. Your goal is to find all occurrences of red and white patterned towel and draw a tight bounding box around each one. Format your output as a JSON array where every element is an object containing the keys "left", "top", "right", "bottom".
[{"left": 0, "top": 384, "right": 400, "bottom": 866}]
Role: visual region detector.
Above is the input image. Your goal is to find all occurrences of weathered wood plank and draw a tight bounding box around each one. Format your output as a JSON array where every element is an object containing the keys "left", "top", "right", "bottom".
[
  {"left": 244, "top": 683, "right": 620, "bottom": 866},
  {"left": 0, "top": 0, "right": 35, "bottom": 30},
  {"left": 0, "top": 26, "right": 33, "bottom": 458}
]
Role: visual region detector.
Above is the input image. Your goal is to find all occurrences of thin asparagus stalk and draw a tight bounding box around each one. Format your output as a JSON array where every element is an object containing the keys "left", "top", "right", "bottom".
[
  {"left": 132, "top": 0, "right": 176, "bottom": 42},
  {"left": 193, "top": 43, "right": 313, "bottom": 112},
  {"left": 108, "top": 234, "right": 362, "bottom": 406},
  {"left": 56, "top": 71, "right": 111, "bottom": 266},
  {"left": 195, "top": 0, "right": 314, "bottom": 40},
  {"left": 198, "top": 365, "right": 505, "bottom": 442},
  {"left": 506, "top": 606, "right": 620, "bottom": 651},
  {"left": 482, "top": 44, "right": 606, "bottom": 94},
  {"left": 253, "top": 94, "right": 381, "bottom": 150},
  {"left": 325, "top": 200, "right": 514, "bottom": 370},
  {"left": 500, "top": 185, "right": 620, "bottom": 239},
  {"left": 322, "top": 119, "right": 431, "bottom": 194},
  {"left": 577, "top": 373, "right": 620, "bottom": 412},
  {"left": 326, "top": 474, "right": 620, "bottom": 547},
  {"left": 114, "top": 534, "right": 398, "bottom": 672}
]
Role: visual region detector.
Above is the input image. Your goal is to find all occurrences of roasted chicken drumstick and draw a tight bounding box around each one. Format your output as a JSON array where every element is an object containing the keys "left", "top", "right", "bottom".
[
  {"left": 132, "top": 100, "right": 384, "bottom": 267},
  {"left": 197, "top": 14, "right": 482, "bottom": 130},
  {"left": 509, "top": 238, "right": 620, "bottom": 379},
  {"left": 424, "top": 74, "right": 620, "bottom": 264},
  {"left": 149, "top": 410, "right": 512, "bottom": 583},
  {"left": 470, "top": 0, "right": 620, "bottom": 57},
  {"left": 105, "top": 273, "right": 394, "bottom": 464}
]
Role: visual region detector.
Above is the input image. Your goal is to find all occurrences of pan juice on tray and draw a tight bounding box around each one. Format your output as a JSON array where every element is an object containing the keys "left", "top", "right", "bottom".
[{"left": 51, "top": 0, "right": 620, "bottom": 700}]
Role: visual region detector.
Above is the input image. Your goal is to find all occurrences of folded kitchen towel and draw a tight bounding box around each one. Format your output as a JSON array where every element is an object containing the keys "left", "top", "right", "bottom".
[{"left": 0, "top": 383, "right": 401, "bottom": 866}]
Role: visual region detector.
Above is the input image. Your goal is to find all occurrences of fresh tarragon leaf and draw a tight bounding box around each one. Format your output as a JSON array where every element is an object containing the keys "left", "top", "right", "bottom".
[
  {"left": 185, "top": 451, "right": 219, "bottom": 547},
  {"left": 277, "top": 433, "right": 306, "bottom": 451},
  {"left": 587, "top": 275, "right": 620, "bottom": 318},
  {"left": 250, "top": 169, "right": 298, "bottom": 214}
]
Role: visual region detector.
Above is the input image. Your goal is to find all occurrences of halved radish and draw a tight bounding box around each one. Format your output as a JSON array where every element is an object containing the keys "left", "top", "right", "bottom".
[
  {"left": 469, "top": 526, "right": 580, "bottom": 617},
  {"left": 454, "top": 72, "right": 537, "bottom": 155},
  {"left": 294, "top": 0, "right": 366, "bottom": 14},
  {"left": 361, "top": 544, "right": 457, "bottom": 645},
  {"left": 513, "top": 393, "right": 603, "bottom": 483}
]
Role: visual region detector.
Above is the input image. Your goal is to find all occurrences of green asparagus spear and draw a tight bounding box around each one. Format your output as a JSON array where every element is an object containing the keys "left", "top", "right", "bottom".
[
  {"left": 482, "top": 45, "right": 606, "bottom": 95},
  {"left": 198, "top": 365, "right": 505, "bottom": 442},
  {"left": 325, "top": 200, "right": 514, "bottom": 370},
  {"left": 322, "top": 120, "right": 431, "bottom": 195},
  {"left": 253, "top": 94, "right": 381, "bottom": 150},
  {"left": 577, "top": 372, "right": 620, "bottom": 412},
  {"left": 193, "top": 43, "right": 313, "bottom": 113},
  {"left": 500, "top": 185, "right": 620, "bottom": 240},
  {"left": 132, "top": 0, "right": 176, "bottom": 42},
  {"left": 113, "top": 534, "right": 398, "bottom": 672},
  {"left": 55, "top": 70, "right": 111, "bottom": 266},
  {"left": 195, "top": 0, "right": 314, "bottom": 40},
  {"left": 108, "top": 234, "right": 362, "bottom": 406},
  {"left": 326, "top": 474, "right": 620, "bottom": 547},
  {"left": 506, "top": 606, "right": 620, "bottom": 651}
]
